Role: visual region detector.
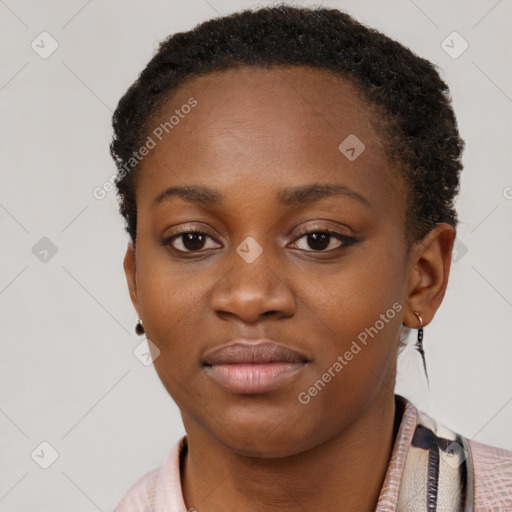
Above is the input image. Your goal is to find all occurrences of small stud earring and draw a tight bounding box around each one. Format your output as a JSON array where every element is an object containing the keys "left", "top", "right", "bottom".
[
  {"left": 135, "top": 318, "right": 145, "bottom": 335},
  {"left": 413, "top": 311, "right": 429, "bottom": 387}
]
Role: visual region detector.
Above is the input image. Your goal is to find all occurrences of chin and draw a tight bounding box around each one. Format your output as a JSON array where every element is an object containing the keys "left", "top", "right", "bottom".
[
  {"left": 209, "top": 409, "right": 322, "bottom": 459},
  {"left": 221, "top": 431, "right": 313, "bottom": 459}
]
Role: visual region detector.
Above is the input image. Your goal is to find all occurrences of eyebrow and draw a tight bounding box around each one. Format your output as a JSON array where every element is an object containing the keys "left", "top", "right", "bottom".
[{"left": 152, "top": 183, "right": 370, "bottom": 209}]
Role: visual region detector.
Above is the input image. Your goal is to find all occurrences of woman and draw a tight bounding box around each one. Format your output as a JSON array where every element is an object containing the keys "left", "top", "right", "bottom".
[{"left": 111, "top": 5, "right": 512, "bottom": 511}]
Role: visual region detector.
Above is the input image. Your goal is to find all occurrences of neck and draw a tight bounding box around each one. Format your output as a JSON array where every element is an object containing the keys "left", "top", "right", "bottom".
[{"left": 181, "top": 392, "right": 403, "bottom": 512}]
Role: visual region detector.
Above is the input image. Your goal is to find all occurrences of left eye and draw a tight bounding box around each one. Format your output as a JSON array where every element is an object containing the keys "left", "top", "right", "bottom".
[{"left": 290, "top": 230, "right": 356, "bottom": 252}]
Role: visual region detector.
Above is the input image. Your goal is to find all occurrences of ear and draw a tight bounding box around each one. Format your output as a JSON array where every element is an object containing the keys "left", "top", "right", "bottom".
[
  {"left": 123, "top": 241, "right": 140, "bottom": 316},
  {"left": 403, "top": 223, "right": 455, "bottom": 328}
]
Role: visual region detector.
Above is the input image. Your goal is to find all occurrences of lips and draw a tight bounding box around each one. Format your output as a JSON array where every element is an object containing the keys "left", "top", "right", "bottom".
[
  {"left": 203, "top": 340, "right": 309, "bottom": 394},
  {"left": 203, "top": 341, "right": 308, "bottom": 365}
]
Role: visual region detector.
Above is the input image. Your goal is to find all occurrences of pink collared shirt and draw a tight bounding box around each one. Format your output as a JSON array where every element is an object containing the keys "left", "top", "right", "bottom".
[{"left": 114, "top": 396, "right": 512, "bottom": 511}]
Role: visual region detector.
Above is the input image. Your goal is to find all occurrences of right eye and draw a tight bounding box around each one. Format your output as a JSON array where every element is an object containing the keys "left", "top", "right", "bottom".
[{"left": 161, "top": 229, "right": 222, "bottom": 253}]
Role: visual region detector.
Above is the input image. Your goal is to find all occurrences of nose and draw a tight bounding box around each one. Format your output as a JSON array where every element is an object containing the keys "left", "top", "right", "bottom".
[{"left": 211, "top": 243, "right": 296, "bottom": 324}]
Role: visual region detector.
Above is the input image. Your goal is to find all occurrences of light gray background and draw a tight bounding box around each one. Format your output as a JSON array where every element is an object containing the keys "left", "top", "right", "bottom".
[{"left": 0, "top": 0, "right": 511, "bottom": 510}]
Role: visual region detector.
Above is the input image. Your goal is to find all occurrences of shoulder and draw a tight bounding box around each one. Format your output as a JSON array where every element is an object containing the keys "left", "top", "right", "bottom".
[
  {"left": 468, "top": 437, "right": 512, "bottom": 512},
  {"left": 114, "top": 436, "right": 187, "bottom": 512}
]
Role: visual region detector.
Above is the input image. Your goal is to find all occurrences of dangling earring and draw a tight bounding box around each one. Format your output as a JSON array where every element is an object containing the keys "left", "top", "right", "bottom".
[
  {"left": 413, "top": 311, "right": 429, "bottom": 388},
  {"left": 135, "top": 318, "right": 145, "bottom": 335}
]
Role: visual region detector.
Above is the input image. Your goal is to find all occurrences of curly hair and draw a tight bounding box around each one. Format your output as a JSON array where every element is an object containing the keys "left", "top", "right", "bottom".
[{"left": 110, "top": 3, "right": 464, "bottom": 247}]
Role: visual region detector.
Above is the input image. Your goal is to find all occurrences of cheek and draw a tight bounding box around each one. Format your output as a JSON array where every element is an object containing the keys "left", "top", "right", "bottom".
[
  {"left": 298, "top": 242, "right": 405, "bottom": 336},
  {"left": 138, "top": 277, "right": 193, "bottom": 342},
  {"left": 135, "top": 249, "right": 219, "bottom": 371},
  {"left": 137, "top": 265, "right": 211, "bottom": 407},
  {"left": 294, "top": 245, "right": 405, "bottom": 390}
]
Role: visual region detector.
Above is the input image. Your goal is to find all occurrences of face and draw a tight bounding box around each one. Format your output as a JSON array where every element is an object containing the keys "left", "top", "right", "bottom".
[{"left": 125, "top": 66, "right": 413, "bottom": 458}]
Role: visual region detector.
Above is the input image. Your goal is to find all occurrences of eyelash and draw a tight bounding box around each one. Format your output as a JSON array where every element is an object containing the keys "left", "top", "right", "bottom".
[{"left": 161, "top": 225, "right": 359, "bottom": 255}]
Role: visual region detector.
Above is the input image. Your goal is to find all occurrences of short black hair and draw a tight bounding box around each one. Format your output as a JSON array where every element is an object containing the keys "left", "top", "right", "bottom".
[{"left": 110, "top": 4, "right": 464, "bottom": 246}]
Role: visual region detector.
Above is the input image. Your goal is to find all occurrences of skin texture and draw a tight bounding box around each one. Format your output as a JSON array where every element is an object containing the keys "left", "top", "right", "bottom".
[{"left": 123, "top": 66, "right": 455, "bottom": 512}]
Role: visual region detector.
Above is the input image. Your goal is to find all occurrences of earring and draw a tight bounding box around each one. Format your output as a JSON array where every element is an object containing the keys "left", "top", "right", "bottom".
[
  {"left": 413, "top": 311, "right": 429, "bottom": 387},
  {"left": 135, "top": 318, "right": 145, "bottom": 335}
]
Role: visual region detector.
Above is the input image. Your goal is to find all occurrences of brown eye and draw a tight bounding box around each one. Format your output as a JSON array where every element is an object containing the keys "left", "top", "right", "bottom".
[
  {"left": 290, "top": 229, "right": 358, "bottom": 252},
  {"left": 305, "top": 232, "right": 335, "bottom": 251},
  {"left": 162, "top": 230, "right": 221, "bottom": 253}
]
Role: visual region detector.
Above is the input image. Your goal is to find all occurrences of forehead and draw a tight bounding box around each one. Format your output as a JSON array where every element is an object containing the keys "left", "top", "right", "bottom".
[{"left": 136, "top": 65, "right": 405, "bottom": 217}]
